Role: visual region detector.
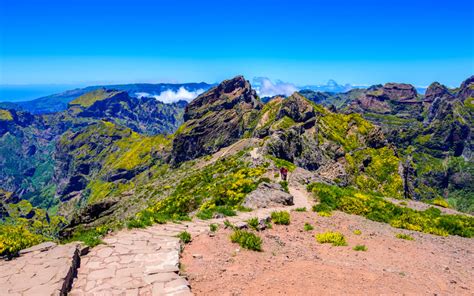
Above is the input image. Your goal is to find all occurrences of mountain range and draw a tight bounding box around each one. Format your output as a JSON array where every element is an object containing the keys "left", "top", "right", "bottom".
[
  {"left": 0, "top": 82, "right": 213, "bottom": 115},
  {"left": 0, "top": 74, "right": 472, "bottom": 256}
]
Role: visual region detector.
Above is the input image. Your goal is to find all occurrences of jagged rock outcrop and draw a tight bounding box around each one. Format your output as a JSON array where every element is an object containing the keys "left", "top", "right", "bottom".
[
  {"left": 171, "top": 76, "right": 262, "bottom": 164},
  {"left": 347, "top": 83, "right": 422, "bottom": 116}
]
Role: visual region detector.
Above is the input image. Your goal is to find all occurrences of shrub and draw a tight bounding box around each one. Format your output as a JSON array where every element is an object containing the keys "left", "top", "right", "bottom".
[
  {"left": 353, "top": 245, "right": 367, "bottom": 251},
  {"left": 230, "top": 230, "right": 262, "bottom": 251},
  {"left": 315, "top": 231, "right": 347, "bottom": 246},
  {"left": 432, "top": 198, "right": 450, "bottom": 208},
  {"left": 304, "top": 223, "right": 314, "bottom": 231},
  {"left": 279, "top": 181, "right": 289, "bottom": 193},
  {"left": 246, "top": 217, "right": 260, "bottom": 230},
  {"left": 271, "top": 211, "right": 290, "bottom": 225},
  {"left": 178, "top": 231, "right": 192, "bottom": 244},
  {"left": 317, "top": 211, "right": 332, "bottom": 217},
  {"left": 197, "top": 206, "right": 237, "bottom": 220},
  {"left": 308, "top": 182, "right": 474, "bottom": 238},
  {"left": 353, "top": 229, "right": 362, "bottom": 235},
  {"left": 0, "top": 224, "right": 44, "bottom": 257},
  {"left": 294, "top": 207, "right": 307, "bottom": 212},
  {"left": 224, "top": 220, "right": 235, "bottom": 229},
  {"left": 126, "top": 210, "right": 169, "bottom": 228},
  {"left": 396, "top": 233, "right": 414, "bottom": 240},
  {"left": 209, "top": 224, "right": 218, "bottom": 232}
]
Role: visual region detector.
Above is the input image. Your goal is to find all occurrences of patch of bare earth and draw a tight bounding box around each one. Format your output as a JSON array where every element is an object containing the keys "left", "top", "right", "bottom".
[{"left": 181, "top": 210, "right": 474, "bottom": 295}]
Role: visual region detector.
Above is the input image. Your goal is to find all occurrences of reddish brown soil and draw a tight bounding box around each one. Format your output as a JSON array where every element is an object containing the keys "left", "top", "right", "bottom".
[{"left": 181, "top": 210, "right": 474, "bottom": 296}]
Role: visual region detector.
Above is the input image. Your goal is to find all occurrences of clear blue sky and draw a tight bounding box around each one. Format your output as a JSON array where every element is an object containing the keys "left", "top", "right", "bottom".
[{"left": 0, "top": 0, "right": 473, "bottom": 87}]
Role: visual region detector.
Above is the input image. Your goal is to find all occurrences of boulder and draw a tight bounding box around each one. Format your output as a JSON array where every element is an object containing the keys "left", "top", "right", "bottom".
[{"left": 242, "top": 182, "right": 293, "bottom": 209}]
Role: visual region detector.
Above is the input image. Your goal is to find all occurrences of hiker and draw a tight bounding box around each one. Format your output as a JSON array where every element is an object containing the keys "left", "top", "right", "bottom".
[{"left": 280, "top": 167, "right": 288, "bottom": 181}]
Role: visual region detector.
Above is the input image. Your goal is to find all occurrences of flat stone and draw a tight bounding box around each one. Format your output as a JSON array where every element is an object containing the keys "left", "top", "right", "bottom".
[
  {"left": 144, "top": 272, "right": 178, "bottom": 284},
  {"left": 96, "top": 247, "right": 114, "bottom": 258},
  {"left": 88, "top": 268, "right": 116, "bottom": 280},
  {"left": 19, "top": 242, "right": 57, "bottom": 255}
]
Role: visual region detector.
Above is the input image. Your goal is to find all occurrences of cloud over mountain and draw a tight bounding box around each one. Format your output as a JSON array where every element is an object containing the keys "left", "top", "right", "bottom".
[
  {"left": 136, "top": 87, "right": 205, "bottom": 103},
  {"left": 252, "top": 77, "right": 298, "bottom": 97}
]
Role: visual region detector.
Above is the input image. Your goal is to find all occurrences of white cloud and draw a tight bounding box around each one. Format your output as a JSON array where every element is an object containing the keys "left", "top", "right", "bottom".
[
  {"left": 135, "top": 92, "right": 150, "bottom": 98},
  {"left": 154, "top": 87, "right": 205, "bottom": 103},
  {"left": 253, "top": 77, "right": 298, "bottom": 97},
  {"left": 135, "top": 87, "right": 205, "bottom": 103}
]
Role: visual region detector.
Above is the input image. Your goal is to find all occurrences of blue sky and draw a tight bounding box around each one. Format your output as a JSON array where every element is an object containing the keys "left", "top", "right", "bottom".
[{"left": 0, "top": 0, "right": 473, "bottom": 88}]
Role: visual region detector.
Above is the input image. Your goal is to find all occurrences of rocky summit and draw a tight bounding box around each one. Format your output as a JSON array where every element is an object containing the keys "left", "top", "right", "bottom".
[{"left": 0, "top": 75, "right": 473, "bottom": 296}]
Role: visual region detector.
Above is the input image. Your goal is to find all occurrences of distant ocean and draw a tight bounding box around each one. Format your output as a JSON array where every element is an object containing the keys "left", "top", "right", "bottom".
[{"left": 0, "top": 84, "right": 82, "bottom": 102}]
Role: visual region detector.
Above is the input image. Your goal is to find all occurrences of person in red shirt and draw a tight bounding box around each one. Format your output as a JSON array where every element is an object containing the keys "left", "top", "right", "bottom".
[{"left": 280, "top": 167, "right": 288, "bottom": 181}]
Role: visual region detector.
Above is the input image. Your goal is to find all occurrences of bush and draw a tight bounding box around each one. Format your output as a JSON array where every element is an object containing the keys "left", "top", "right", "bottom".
[
  {"left": 224, "top": 220, "right": 235, "bottom": 229},
  {"left": 432, "top": 198, "right": 450, "bottom": 208},
  {"left": 178, "top": 231, "right": 192, "bottom": 244},
  {"left": 308, "top": 182, "right": 474, "bottom": 238},
  {"left": 230, "top": 230, "right": 262, "bottom": 251},
  {"left": 246, "top": 217, "right": 260, "bottom": 230},
  {"left": 279, "top": 181, "right": 289, "bottom": 193},
  {"left": 353, "top": 244, "right": 367, "bottom": 251},
  {"left": 197, "top": 206, "right": 237, "bottom": 220},
  {"left": 395, "top": 233, "right": 414, "bottom": 240},
  {"left": 304, "top": 223, "right": 314, "bottom": 231},
  {"left": 294, "top": 207, "right": 307, "bottom": 212},
  {"left": 0, "top": 224, "right": 44, "bottom": 257},
  {"left": 315, "top": 231, "right": 347, "bottom": 246},
  {"left": 209, "top": 224, "right": 218, "bottom": 232},
  {"left": 271, "top": 211, "right": 290, "bottom": 225},
  {"left": 353, "top": 229, "right": 362, "bottom": 235}
]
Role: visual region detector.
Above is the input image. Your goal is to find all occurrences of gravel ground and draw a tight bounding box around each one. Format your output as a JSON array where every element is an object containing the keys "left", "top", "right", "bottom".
[{"left": 181, "top": 210, "right": 474, "bottom": 296}]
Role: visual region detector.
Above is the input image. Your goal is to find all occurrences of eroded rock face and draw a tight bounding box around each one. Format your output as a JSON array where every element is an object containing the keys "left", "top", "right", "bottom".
[
  {"left": 171, "top": 76, "right": 262, "bottom": 164},
  {"left": 242, "top": 182, "right": 293, "bottom": 209},
  {"left": 348, "top": 83, "right": 422, "bottom": 115}
]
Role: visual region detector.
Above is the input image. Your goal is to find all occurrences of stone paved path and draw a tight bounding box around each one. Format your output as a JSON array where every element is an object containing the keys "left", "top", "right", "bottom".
[
  {"left": 0, "top": 242, "right": 82, "bottom": 295},
  {"left": 70, "top": 185, "right": 312, "bottom": 295}
]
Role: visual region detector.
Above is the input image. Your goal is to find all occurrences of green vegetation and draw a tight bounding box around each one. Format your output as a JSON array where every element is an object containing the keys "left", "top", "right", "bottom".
[
  {"left": 65, "top": 225, "right": 112, "bottom": 247},
  {"left": 0, "top": 224, "right": 43, "bottom": 257},
  {"left": 0, "top": 109, "right": 13, "bottom": 121},
  {"left": 196, "top": 206, "right": 237, "bottom": 220},
  {"left": 315, "top": 231, "right": 347, "bottom": 246},
  {"left": 146, "top": 154, "right": 266, "bottom": 220},
  {"left": 267, "top": 155, "right": 296, "bottom": 172},
  {"left": 353, "top": 244, "right": 367, "bottom": 251},
  {"left": 69, "top": 89, "right": 121, "bottom": 107},
  {"left": 209, "top": 223, "right": 218, "bottom": 232},
  {"left": 271, "top": 211, "right": 290, "bottom": 225},
  {"left": 346, "top": 147, "right": 404, "bottom": 198},
  {"left": 395, "top": 233, "right": 414, "bottom": 240},
  {"left": 272, "top": 116, "right": 296, "bottom": 130},
  {"left": 178, "top": 231, "right": 192, "bottom": 244},
  {"left": 308, "top": 183, "right": 474, "bottom": 237},
  {"left": 432, "top": 198, "right": 450, "bottom": 208},
  {"left": 246, "top": 217, "right": 260, "bottom": 230},
  {"left": 230, "top": 230, "right": 262, "bottom": 251},
  {"left": 105, "top": 133, "right": 171, "bottom": 171},
  {"left": 294, "top": 207, "right": 307, "bottom": 212},
  {"left": 318, "top": 110, "right": 374, "bottom": 151},
  {"left": 279, "top": 181, "right": 289, "bottom": 192},
  {"left": 353, "top": 229, "right": 362, "bottom": 235},
  {"left": 0, "top": 200, "right": 66, "bottom": 257},
  {"left": 304, "top": 223, "right": 314, "bottom": 231}
]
